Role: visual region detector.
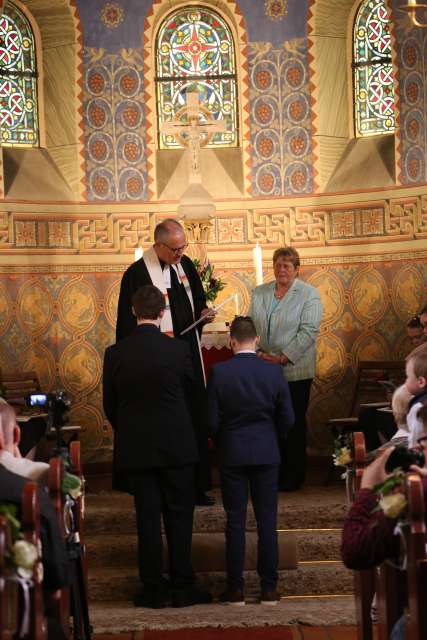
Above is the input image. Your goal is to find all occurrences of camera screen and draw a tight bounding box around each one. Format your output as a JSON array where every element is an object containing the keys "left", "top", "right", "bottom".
[{"left": 29, "top": 393, "right": 47, "bottom": 406}]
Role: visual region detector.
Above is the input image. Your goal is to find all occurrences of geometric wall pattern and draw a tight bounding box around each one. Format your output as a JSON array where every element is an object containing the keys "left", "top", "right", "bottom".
[
  {"left": 84, "top": 48, "right": 147, "bottom": 201},
  {"left": 1, "top": 195, "right": 427, "bottom": 253},
  {"left": 395, "top": 13, "right": 427, "bottom": 185},
  {"left": 248, "top": 39, "right": 313, "bottom": 196}
]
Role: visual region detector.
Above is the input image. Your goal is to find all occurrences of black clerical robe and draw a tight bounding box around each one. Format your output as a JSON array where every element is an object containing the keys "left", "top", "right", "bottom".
[{"left": 115, "top": 252, "right": 211, "bottom": 492}]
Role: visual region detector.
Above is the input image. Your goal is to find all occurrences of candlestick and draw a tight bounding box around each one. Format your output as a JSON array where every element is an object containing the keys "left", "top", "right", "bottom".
[
  {"left": 234, "top": 293, "right": 239, "bottom": 317},
  {"left": 134, "top": 246, "right": 143, "bottom": 262},
  {"left": 252, "top": 242, "right": 263, "bottom": 286}
]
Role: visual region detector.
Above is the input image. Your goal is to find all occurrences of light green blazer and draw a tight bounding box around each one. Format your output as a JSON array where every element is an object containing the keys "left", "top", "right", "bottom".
[{"left": 249, "top": 279, "right": 323, "bottom": 382}]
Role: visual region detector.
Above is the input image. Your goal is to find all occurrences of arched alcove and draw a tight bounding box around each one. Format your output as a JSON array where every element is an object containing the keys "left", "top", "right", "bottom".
[
  {"left": 307, "top": 0, "right": 399, "bottom": 192},
  {"left": 143, "top": 0, "right": 251, "bottom": 200},
  {"left": 1, "top": 0, "right": 85, "bottom": 200}
]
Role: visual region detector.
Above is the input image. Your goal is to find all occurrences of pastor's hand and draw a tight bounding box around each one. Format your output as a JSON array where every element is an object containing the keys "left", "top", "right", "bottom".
[{"left": 201, "top": 307, "right": 216, "bottom": 323}]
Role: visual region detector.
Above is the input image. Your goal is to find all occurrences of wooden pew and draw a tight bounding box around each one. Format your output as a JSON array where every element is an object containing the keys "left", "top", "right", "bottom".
[
  {"left": 405, "top": 473, "right": 427, "bottom": 640},
  {"left": 351, "top": 432, "right": 376, "bottom": 640},
  {"left": 0, "top": 514, "right": 16, "bottom": 640},
  {"left": 21, "top": 482, "right": 47, "bottom": 640},
  {"left": 47, "top": 457, "right": 70, "bottom": 638}
]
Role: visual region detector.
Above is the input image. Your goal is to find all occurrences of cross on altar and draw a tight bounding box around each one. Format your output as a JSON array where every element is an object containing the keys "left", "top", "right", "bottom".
[{"left": 160, "top": 92, "right": 226, "bottom": 183}]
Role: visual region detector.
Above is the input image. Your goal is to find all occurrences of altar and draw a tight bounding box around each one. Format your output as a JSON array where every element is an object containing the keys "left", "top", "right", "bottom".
[{"left": 201, "top": 324, "right": 233, "bottom": 378}]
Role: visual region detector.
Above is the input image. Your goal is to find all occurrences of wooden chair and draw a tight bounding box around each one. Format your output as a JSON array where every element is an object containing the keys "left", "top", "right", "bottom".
[
  {"left": 0, "top": 514, "right": 17, "bottom": 640},
  {"left": 21, "top": 482, "right": 47, "bottom": 640},
  {"left": 404, "top": 474, "right": 427, "bottom": 639},
  {"left": 329, "top": 361, "right": 406, "bottom": 435},
  {"left": 47, "top": 458, "right": 70, "bottom": 638}
]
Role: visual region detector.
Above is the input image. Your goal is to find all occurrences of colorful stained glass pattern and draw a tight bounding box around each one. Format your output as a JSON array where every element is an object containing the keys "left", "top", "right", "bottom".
[
  {"left": 353, "top": 0, "right": 395, "bottom": 137},
  {"left": 156, "top": 7, "right": 238, "bottom": 149},
  {"left": 0, "top": 1, "right": 38, "bottom": 146}
]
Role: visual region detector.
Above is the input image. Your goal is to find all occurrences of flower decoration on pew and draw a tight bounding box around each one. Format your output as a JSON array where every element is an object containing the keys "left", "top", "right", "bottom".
[
  {"left": 333, "top": 433, "right": 353, "bottom": 468},
  {"left": 0, "top": 504, "right": 38, "bottom": 578},
  {"left": 62, "top": 472, "right": 83, "bottom": 500},
  {"left": 373, "top": 472, "right": 407, "bottom": 519},
  {"left": 193, "top": 259, "right": 225, "bottom": 303}
]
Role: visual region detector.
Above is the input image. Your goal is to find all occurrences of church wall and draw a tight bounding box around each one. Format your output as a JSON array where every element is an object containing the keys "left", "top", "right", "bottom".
[
  {"left": 0, "top": 190, "right": 426, "bottom": 462},
  {"left": 0, "top": 1, "right": 426, "bottom": 464}
]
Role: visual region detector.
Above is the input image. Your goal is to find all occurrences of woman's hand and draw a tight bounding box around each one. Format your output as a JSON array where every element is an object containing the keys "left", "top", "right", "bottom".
[
  {"left": 409, "top": 464, "right": 427, "bottom": 477},
  {"left": 257, "top": 352, "right": 288, "bottom": 365},
  {"left": 361, "top": 447, "right": 395, "bottom": 490}
]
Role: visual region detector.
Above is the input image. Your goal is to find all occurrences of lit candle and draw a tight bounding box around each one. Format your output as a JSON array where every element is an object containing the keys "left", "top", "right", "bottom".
[
  {"left": 134, "top": 246, "right": 143, "bottom": 262},
  {"left": 408, "top": 0, "right": 417, "bottom": 5},
  {"left": 252, "top": 242, "right": 263, "bottom": 286},
  {"left": 234, "top": 293, "right": 239, "bottom": 316}
]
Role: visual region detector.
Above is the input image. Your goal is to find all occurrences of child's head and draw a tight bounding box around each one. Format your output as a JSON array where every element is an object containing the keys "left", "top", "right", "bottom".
[
  {"left": 391, "top": 384, "right": 412, "bottom": 428},
  {"left": 405, "top": 342, "right": 427, "bottom": 395}
]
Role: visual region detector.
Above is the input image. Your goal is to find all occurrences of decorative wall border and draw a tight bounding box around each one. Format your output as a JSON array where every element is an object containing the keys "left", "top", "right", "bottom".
[
  {"left": 143, "top": 0, "right": 252, "bottom": 199},
  {"left": 68, "top": 0, "right": 87, "bottom": 200},
  {"left": 0, "top": 194, "right": 426, "bottom": 254}
]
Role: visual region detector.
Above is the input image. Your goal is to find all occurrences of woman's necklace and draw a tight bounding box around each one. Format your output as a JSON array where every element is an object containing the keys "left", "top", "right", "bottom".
[{"left": 274, "top": 286, "right": 287, "bottom": 299}]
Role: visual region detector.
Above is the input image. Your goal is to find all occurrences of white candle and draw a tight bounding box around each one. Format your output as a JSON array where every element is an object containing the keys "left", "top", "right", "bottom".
[
  {"left": 234, "top": 293, "right": 239, "bottom": 316},
  {"left": 134, "top": 246, "right": 143, "bottom": 262},
  {"left": 408, "top": 0, "right": 417, "bottom": 6},
  {"left": 252, "top": 242, "right": 263, "bottom": 286}
]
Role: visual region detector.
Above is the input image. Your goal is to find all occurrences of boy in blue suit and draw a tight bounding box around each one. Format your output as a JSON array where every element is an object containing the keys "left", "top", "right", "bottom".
[{"left": 207, "top": 316, "right": 294, "bottom": 605}]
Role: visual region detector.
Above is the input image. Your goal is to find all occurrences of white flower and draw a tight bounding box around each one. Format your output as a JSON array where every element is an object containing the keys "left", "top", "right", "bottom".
[
  {"left": 12, "top": 540, "right": 38, "bottom": 576},
  {"left": 333, "top": 446, "right": 352, "bottom": 467},
  {"left": 379, "top": 493, "right": 407, "bottom": 519}
]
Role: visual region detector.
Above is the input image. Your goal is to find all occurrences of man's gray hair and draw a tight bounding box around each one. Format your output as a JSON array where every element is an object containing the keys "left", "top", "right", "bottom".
[{"left": 154, "top": 219, "right": 184, "bottom": 243}]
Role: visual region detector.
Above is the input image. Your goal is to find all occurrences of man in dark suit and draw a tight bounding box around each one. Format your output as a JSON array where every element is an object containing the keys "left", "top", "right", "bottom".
[
  {"left": 103, "top": 284, "right": 212, "bottom": 608},
  {"left": 208, "top": 316, "right": 295, "bottom": 605},
  {"left": 115, "top": 218, "right": 214, "bottom": 505}
]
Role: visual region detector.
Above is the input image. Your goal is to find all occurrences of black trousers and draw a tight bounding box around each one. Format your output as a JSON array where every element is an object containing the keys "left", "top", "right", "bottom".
[
  {"left": 221, "top": 464, "right": 279, "bottom": 592},
  {"left": 279, "top": 378, "right": 313, "bottom": 489},
  {"left": 129, "top": 465, "right": 195, "bottom": 590}
]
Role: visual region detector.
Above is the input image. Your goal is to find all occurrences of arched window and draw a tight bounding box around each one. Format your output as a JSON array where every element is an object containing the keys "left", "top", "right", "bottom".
[
  {"left": 353, "top": 0, "right": 395, "bottom": 137},
  {"left": 0, "top": 0, "right": 39, "bottom": 147},
  {"left": 156, "top": 6, "right": 238, "bottom": 149}
]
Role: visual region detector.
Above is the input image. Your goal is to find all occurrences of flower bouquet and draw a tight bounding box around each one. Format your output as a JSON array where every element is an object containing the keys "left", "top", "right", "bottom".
[{"left": 193, "top": 259, "right": 225, "bottom": 303}]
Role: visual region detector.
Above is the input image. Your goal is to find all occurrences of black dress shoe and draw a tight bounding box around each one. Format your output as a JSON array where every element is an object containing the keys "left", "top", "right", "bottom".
[
  {"left": 172, "top": 585, "right": 213, "bottom": 608},
  {"left": 134, "top": 580, "right": 172, "bottom": 608},
  {"left": 196, "top": 493, "right": 215, "bottom": 506}
]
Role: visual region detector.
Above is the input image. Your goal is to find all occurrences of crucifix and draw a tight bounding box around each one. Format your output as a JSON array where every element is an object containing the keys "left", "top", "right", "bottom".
[{"left": 161, "top": 92, "right": 226, "bottom": 184}]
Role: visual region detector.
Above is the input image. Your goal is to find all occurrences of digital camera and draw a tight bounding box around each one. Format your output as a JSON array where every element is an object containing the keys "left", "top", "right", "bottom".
[{"left": 385, "top": 446, "right": 425, "bottom": 472}]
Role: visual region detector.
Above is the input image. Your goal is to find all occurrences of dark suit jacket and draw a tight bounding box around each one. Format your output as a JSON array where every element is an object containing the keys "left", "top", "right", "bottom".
[
  {"left": 0, "top": 464, "right": 69, "bottom": 592},
  {"left": 116, "top": 253, "right": 207, "bottom": 342},
  {"left": 103, "top": 324, "right": 199, "bottom": 473},
  {"left": 207, "top": 353, "right": 295, "bottom": 467}
]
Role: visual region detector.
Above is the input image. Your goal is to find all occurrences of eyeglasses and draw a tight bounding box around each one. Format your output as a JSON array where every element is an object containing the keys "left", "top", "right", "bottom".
[
  {"left": 161, "top": 242, "right": 188, "bottom": 254},
  {"left": 416, "top": 435, "right": 427, "bottom": 446}
]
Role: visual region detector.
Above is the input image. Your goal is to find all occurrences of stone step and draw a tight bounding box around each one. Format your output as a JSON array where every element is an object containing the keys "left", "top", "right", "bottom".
[
  {"left": 88, "top": 561, "right": 353, "bottom": 602},
  {"left": 85, "top": 528, "right": 342, "bottom": 569},
  {"left": 84, "top": 486, "right": 347, "bottom": 536}
]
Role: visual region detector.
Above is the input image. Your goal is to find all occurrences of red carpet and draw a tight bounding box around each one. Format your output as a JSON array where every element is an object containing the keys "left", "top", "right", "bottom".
[{"left": 145, "top": 628, "right": 293, "bottom": 640}]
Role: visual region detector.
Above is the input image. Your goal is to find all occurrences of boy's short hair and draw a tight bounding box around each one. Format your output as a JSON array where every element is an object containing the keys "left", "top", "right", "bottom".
[
  {"left": 132, "top": 285, "right": 166, "bottom": 320},
  {"left": 406, "top": 342, "right": 427, "bottom": 380},
  {"left": 230, "top": 316, "right": 257, "bottom": 343}
]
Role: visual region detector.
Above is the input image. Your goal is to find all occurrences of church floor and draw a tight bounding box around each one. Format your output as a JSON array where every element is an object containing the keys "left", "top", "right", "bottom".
[{"left": 92, "top": 622, "right": 359, "bottom": 639}]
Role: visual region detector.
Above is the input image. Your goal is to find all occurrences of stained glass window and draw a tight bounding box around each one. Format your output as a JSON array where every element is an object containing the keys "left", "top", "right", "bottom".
[
  {"left": 156, "top": 6, "right": 238, "bottom": 149},
  {"left": 353, "top": 0, "right": 395, "bottom": 137},
  {"left": 0, "top": 1, "right": 38, "bottom": 147}
]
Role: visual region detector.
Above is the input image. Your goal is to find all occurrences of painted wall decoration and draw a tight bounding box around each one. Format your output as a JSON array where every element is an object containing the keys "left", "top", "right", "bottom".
[
  {"left": 0, "top": 253, "right": 425, "bottom": 461},
  {"left": 84, "top": 48, "right": 147, "bottom": 201}
]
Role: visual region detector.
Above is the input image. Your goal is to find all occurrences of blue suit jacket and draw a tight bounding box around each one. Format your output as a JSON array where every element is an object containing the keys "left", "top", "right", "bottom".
[{"left": 207, "top": 353, "right": 295, "bottom": 467}]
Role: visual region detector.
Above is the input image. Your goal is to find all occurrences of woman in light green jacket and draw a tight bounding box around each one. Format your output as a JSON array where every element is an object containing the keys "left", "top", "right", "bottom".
[{"left": 249, "top": 247, "right": 323, "bottom": 491}]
